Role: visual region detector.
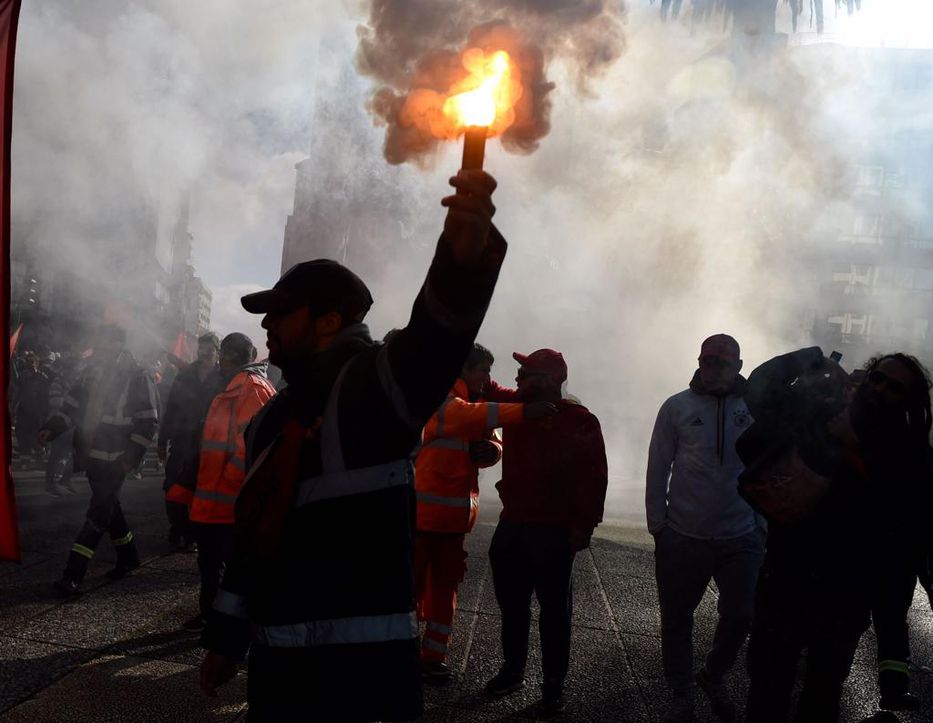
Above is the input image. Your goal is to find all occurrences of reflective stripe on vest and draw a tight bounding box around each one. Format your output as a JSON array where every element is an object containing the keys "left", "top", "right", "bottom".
[
  {"left": 426, "top": 621, "right": 452, "bottom": 636},
  {"left": 422, "top": 438, "right": 469, "bottom": 452},
  {"left": 422, "top": 637, "right": 447, "bottom": 654},
  {"left": 434, "top": 396, "right": 454, "bottom": 438},
  {"left": 194, "top": 488, "right": 238, "bottom": 504},
  {"left": 253, "top": 610, "right": 418, "bottom": 648},
  {"left": 89, "top": 449, "right": 123, "bottom": 461},
  {"left": 417, "top": 491, "right": 471, "bottom": 508},
  {"left": 201, "top": 440, "right": 233, "bottom": 453},
  {"left": 214, "top": 590, "right": 250, "bottom": 620},
  {"left": 295, "top": 459, "right": 410, "bottom": 507}
]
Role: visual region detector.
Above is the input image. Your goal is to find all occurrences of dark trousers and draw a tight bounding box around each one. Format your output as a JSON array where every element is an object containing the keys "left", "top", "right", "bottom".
[
  {"left": 45, "top": 429, "right": 73, "bottom": 490},
  {"left": 746, "top": 575, "right": 870, "bottom": 723},
  {"left": 165, "top": 500, "right": 193, "bottom": 545},
  {"left": 654, "top": 527, "right": 764, "bottom": 692},
  {"left": 489, "top": 520, "right": 575, "bottom": 686},
  {"left": 64, "top": 465, "right": 135, "bottom": 583},
  {"left": 193, "top": 523, "right": 235, "bottom": 618},
  {"left": 872, "top": 549, "right": 918, "bottom": 696}
]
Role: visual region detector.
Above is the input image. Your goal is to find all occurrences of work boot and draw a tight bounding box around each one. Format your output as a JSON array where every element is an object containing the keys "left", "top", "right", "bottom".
[
  {"left": 541, "top": 681, "right": 566, "bottom": 716},
  {"left": 663, "top": 689, "right": 695, "bottom": 723},
  {"left": 879, "top": 669, "right": 920, "bottom": 712},
  {"left": 53, "top": 577, "right": 82, "bottom": 597},
  {"left": 879, "top": 692, "right": 920, "bottom": 712},
  {"left": 696, "top": 667, "right": 736, "bottom": 722},
  {"left": 484, "top": 668, "right": 525, "bottom": 697},
  {"left": 106, "top": 536, "right": 140, "bottom": 580},
  {"left": 421, "top": 660, "right": 452, "bottom": 686}
]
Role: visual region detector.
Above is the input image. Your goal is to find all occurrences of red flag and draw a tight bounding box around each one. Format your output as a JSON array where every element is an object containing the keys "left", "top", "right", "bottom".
[{"left": 1, "top": 0, "right": 23, "bottom": 562}]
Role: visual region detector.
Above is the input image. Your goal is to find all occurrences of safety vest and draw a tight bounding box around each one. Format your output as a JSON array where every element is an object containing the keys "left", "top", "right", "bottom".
[
  {"left": 415, "top": 379, "right": 523, "bottom": 533},
  {"left": 191, "top": 366, "right": 276, "bottom": 525}
]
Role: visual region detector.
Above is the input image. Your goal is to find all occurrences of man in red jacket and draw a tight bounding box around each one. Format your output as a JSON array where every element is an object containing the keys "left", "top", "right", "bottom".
[{"left": 485, "top": 348, "right": 609, "bottom": 714}]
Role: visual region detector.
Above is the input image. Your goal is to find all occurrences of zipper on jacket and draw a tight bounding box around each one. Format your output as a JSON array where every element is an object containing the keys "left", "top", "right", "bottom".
[{"left": 717, "top": 397, "right": 725, "bottom": 465}]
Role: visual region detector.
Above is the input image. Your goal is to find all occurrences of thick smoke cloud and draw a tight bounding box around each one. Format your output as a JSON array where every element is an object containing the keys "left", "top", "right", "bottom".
[
  {"left": 355, "top": 0, "right": 626, "bottom": 165},
  {"left": 12, "top": 0, "right": 329, "bottom": 351}
]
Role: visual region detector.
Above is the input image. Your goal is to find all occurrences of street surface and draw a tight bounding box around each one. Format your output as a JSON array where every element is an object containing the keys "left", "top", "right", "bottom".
[{"left": 1, "top": 467, "right": 932, "bottom": 722}]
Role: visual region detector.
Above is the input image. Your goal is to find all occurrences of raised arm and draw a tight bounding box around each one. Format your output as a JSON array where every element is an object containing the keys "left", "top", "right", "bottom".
[{"left": 377, "top": 171, "right": 507, "bottom": 430}]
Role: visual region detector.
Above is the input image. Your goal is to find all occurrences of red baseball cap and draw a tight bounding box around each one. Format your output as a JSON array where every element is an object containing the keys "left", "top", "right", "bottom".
[
  {"left": 513, "top": 348, "right": 568, "bottom": 381},
  {"left": 699, "top": 334, "right": 740, "bottom": 362}
]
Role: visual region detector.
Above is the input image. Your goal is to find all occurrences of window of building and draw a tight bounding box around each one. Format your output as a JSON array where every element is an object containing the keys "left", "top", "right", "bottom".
[{"left": 855, "top": 165, "right": 884, "bottom": 191}]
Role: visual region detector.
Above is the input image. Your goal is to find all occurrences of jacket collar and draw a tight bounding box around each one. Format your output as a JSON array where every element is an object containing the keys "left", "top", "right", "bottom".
[{"left": 689, "top": 370, "right": 748, "bottom": 398}]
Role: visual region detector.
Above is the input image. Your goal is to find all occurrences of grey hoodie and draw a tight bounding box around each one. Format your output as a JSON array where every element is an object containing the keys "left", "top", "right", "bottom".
[{"left": 645, "top": 375, "right": 759, "bottom": 539}]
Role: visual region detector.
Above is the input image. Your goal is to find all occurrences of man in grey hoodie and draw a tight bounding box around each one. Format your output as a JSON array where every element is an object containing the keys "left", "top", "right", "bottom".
[{"left": 646, "top": 334, "right": 765, "bottom": 723}]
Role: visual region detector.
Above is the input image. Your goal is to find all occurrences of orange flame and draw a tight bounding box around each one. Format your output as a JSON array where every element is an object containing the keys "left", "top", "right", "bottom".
[
  {"left": 397, "top": 48, "right": 523, "bottom": 142},
  {"left": 443, "top": 49, "right": 521, "bottom": 132}
]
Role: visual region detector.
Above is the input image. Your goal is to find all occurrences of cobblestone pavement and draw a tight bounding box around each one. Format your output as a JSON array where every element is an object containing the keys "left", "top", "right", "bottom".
[{"left": 2, "top": 469, "right": 932, "bottom": 722}]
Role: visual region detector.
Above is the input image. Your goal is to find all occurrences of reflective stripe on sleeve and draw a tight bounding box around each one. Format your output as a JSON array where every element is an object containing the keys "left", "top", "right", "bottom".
[
  {"left": 295, "top": 459, "right": 410, "bottom": 507},
  {"left": 194, "top": 488, "right": 238, "bottom": 504},
  {"left": 422, "top": 438, "right": 470, "bottom": 452},
  {"left": 486, "top": 402, "right": 499, "bottom": 429},
  {"left": 129, "top": 433, "right": 152, "bottom": 447},
  {"left": 214, "top": 590, "right": 250, "bottom": 620},
  {"left": 228, "top": 456, "right": 246, "bottom": 472},
  {"left": 132, "top": 409, "right": 158, "bottom": 420},
  {"left": 253, "top": 611, "right": 417, "bottom": 648},
  {"left": 878, "top": 660, "right": 911, "bottom": 675},
  {"left": 417, "top": 492, "right": 471, "bottom": 508}
]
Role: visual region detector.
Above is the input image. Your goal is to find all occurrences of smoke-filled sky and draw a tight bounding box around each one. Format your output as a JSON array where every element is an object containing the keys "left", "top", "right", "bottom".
[{"left": 11, "top": 0, "right": 932, "bottom": 517}]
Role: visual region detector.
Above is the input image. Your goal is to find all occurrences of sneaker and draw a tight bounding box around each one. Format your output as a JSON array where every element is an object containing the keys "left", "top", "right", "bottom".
[
  {"left": 541, "top": 682, "right": 566, "bottom": 715},
  {"left": 53, "top": 578, "right": 82, "bottom": 597},
  {"left": 696, "top": 668, "right": 735, "bottom": 722},
  {"left": 182, "top": 614, "right": 206, "bottom": 632},
  {"left": 485, "top": 668, "right": 525, "bottom": 697},
  {"left": 879, "top": 692, "right": 921, "bottom": 712},
  {"left": 421, "top": 660, "right": 452, "bottom": 686},
  {"left": 128, "top": 471, "right": 143, "bottom": 480},
  {"left": 663, "top": 690, "right": 695, "bottom": 723}
]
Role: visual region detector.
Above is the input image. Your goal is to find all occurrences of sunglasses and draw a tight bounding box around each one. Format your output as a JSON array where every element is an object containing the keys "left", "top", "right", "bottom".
[{"left": 868, "top": 369, "right": 908, "bottom": 394}]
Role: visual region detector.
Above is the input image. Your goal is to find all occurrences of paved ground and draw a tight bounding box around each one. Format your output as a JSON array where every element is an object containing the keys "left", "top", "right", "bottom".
[{"left": 2, "top": 468, "right": 933, "bottom": 722}]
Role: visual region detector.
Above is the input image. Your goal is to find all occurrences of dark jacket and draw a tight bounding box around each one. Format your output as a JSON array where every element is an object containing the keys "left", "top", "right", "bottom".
[
  {"left": 202, "top": 230, "right": 506, "bottom": 721},
  {"left": 43, "top": 351, "right": 159, "bottom": 475},
  {"left": 737, "top": 348, "right": 877, "bottom": 611},
  {"left": 159, "top": 361, "right": 224, "bottom": 492},
  {"left": 495, "top": 399, "right": 608, "bottom": 542}
]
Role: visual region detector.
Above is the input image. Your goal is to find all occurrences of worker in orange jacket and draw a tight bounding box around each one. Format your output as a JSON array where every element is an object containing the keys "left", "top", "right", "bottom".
[
  {"left": 185, "top": 333, "right": 276, "bottom": 630},
  {"left": 415, "top": 343, "right": 556, "bottom": 683}
]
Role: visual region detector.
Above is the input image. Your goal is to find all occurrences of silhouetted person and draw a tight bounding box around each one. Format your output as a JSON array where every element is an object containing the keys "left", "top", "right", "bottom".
[
  {"left": 44, "top": 355, "right": 79, "bottom": 495},
  {"left": 741, "top": 348, "right": 933, "bottom": 722},
  {"left": 159, "top": 332, "right": 223, "bottom": 549},
  {"left": 41, "top": 326, "right": 159, "bottom": 595},
  {"left": 199, "top": 170, "right": 505, "bottom": 722},
  {"left": 484, "top": 349, "right": 607, "bottom": 715},
  {"left": 859, "top": 355, "right": 933, "bottom": 712},
  {"left": 647, "top": 334, "right": 763, "bottom": 723}
]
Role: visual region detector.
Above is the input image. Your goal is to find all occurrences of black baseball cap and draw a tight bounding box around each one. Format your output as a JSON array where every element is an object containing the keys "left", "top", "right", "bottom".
[{"left": 241, "top": 259, "right": 374, "bottom": 320}]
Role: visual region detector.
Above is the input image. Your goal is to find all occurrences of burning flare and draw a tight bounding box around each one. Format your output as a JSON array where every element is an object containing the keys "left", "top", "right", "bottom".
[
  {"left": 443, "top": 49, "right": 520, "bottom": 132},
  {"left": 396, "top": 46, "right": 523, "bottom": 144}
]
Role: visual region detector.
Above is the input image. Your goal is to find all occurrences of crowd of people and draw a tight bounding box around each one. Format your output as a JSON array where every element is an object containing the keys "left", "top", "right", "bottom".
[{"left": 15, "top": 170, "right": 933, "bottom": 722}]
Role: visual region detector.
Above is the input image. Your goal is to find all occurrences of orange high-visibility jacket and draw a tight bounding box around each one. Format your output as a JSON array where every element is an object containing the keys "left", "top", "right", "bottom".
[
  {"left": 415, "top": 379, "right": 524, "bottom": 533},
  {"left": 190, "top": 364, "right": 276, "bottom": 525}
]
